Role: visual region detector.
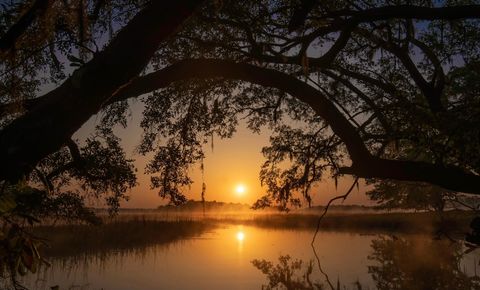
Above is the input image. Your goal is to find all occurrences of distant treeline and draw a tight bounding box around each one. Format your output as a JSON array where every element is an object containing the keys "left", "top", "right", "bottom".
[
  {"left": 157, "top": 200, "right": 252, "bottom": 212},
  {"left": 298, "top": 204, "right": 381, "bottom": 214},
  {"left": 156, "top": 200, "right": 386, "bottom": 213},
  {"left": 88, "top": 201, "right": 432, "bottom": 214},
  {"left": 90, "top": 200, "right": 469, "bottom": 215}
]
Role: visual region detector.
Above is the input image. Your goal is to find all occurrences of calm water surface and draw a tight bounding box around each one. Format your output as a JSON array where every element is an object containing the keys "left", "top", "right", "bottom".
[{"left": 22, "top": 225, "right": 480, "bottom": 290}]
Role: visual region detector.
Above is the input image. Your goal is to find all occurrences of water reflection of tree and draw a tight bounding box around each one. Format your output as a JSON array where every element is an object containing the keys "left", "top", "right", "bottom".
[
  {"left": 368, "top": 236, "right": 480, "bottom": 290},
  {"left": 252, "top": 255, "right": 324, "bottom": 290},
  {"left": 252, "top": 254, "right": 367, "bottom": 290}
]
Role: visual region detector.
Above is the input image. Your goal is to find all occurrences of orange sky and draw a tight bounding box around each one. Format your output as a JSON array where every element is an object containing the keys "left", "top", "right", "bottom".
[{"left": 75, "top": 101, "right": 371, "bottom": 208}]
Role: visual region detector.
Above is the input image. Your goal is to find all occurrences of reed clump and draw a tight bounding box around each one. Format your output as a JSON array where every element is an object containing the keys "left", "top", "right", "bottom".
[{"left": 32, "top": 218, "right": 214, "bottom": 259}]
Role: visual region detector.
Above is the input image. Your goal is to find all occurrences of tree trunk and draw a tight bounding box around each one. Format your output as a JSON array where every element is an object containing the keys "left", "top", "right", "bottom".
[{"left": 0, "top": 0, "right": 204, "bottom": 181}]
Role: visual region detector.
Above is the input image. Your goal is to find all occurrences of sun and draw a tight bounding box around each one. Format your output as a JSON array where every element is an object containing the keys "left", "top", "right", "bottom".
[{"left": 235, "top": 184, "right": 246, "bottom": 195}]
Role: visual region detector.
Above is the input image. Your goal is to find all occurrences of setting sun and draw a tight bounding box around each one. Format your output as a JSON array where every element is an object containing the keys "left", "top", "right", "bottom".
[{"left": 235, "top": 184, "right": 246, "bottom": 195}]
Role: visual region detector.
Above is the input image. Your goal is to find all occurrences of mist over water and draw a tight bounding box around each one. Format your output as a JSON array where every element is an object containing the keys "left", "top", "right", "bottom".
[{"left": 16, "top": 212, "right": 480, "bottom": 290}]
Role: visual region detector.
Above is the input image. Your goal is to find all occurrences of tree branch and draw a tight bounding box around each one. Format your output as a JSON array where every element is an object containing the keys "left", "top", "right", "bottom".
[
  {"left": 410, "top": 37, "right": 446, "bottom": 94},
  {"left": 332, "top": 5, "right": 480, "bottom": 21},
  {"left": 311, "top": 177, "right": 359, "bottom": 245},
  {"left": 320, "top": 69, "right": 392, "bottom": 133},
  {"left": 0, "top": 0, "right": 204, "bottom": 182},
  {"left": 356, "top": 28, "right": 445, "bottom": 113},
  {"left": 0, "top": 0, "right": 52, "bottom": 53},
  {"left": 46, "top": 139, "right": 82, "bottom": 181},
  {"left": 288, "top": 0, "right": 317, "bottom": 32},
  {"left": 111, "top": 58, "right": 480, "bottom": 194}
]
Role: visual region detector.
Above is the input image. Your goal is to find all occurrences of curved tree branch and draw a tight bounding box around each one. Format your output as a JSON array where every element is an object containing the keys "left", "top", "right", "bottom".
[
  {"left": 0, "top": 0, "right": 204, "bottom": 182},
  {"left": 356, "top": 27, "right": 445, "bottom": 113},
  {"left": 110, "top": 58, "right": 480, "bottom": 194},
  {"left": 1, "top": 3, "right": 479, "bottom": 196},
  {"left": 410, "top": 37, "right": 446, "bottom": 94},
  {"left": 320, "top": 69, "right": 392, "bottom": 133}
]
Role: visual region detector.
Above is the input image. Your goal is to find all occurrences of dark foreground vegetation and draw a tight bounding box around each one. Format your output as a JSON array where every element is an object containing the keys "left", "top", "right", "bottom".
[{"left": 32, "top": 219, "right": 214, "bottom": 259}]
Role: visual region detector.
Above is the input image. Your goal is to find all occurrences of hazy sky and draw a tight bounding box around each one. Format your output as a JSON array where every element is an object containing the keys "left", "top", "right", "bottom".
[{"left": 75, "top": 100, "right": 372, "bottom": 209}]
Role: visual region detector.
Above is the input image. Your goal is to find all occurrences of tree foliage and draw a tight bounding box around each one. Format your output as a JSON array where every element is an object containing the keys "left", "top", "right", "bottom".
[
  {"left": 0, "top": 0, "right": 479, "bottom": 205},
  {"left": 133, "top": 0, "right": 480, "bottom": 208},
  {"left": 366, "top": 180, "right": 455, "bottom": 212},
  {"left": 0, "top": 1, "right": 479, "bottom": 282}
]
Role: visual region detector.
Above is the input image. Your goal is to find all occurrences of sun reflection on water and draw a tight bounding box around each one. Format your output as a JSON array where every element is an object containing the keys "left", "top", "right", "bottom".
[
  {"left": 236, "top": 231, "right": 245, "bottom": 241},
  {"left": 236, "top": 228, "right": 245, "bottom": 253}
]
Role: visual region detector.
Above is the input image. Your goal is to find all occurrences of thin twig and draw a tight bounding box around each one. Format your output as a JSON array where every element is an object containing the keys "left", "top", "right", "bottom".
[
  {"left": 310, "top": 177, "right": 359, "bottom": 290},
  {"left": 311, "top": 243, "right": 336, "bottom": 290},
  {"left": 311, "top": 177, "right": 359, "bottom": 245}
]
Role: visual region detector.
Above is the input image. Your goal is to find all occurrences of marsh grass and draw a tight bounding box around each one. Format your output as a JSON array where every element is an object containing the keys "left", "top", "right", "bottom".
[
  {"left": 226, "top": 210, "right": 474, "bottom": 235},
  {"left": 30, "top": 210, "right": 474, "bottom": 262},
  {"left": 15, "top": 210, "right": 476, "bottom": 290},
  {"left": 32, "top": 218, "right": 214, "bottom": 260},
  {"left": 159, "top": 210, "right": 474, "bottom": 236}
]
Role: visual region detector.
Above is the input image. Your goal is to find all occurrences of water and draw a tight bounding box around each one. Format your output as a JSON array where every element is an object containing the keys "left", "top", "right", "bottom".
[{"left": 20, "top": 224, "right": 480, "bottom": 290}]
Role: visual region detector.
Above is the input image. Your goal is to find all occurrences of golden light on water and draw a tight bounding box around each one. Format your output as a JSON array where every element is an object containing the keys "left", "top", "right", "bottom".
[
  {"left": 236, "top": 231, "right": 245, "bottom": 241},
  {"left": 236, "top": 229, "right": 245, "bottom": 253}
]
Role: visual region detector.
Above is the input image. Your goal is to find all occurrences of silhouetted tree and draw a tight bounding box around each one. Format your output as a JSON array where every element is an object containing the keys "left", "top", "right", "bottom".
[
  {"left": 368, "top": 236, "right": 480, "bottom": 290},
  {"left": 0, "top": 0, "right": 200, "bottom": 285},
  {"left": 252, "top": 255, "right": 324, "bottom": 290},
  {"left": 366, "top": 181, "right": 454, "bottom": 212},
  {"left": 0, "top": 0, "right": 479, "bottom": 204},
  {"left": 0, "top": 0, "right": 479, "bottom": 205},
  {"left": 1, "top": 0, "right": 480, "bottom": 280}
]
